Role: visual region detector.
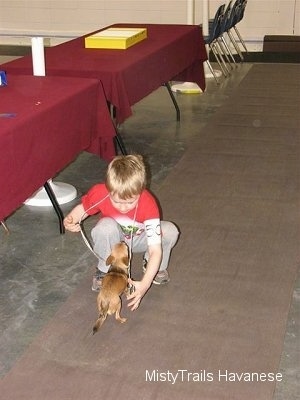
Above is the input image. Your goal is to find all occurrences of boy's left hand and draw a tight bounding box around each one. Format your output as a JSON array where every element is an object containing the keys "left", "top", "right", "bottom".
[{"left": 126, "top": 279, "right": 149, "bottom": 311}]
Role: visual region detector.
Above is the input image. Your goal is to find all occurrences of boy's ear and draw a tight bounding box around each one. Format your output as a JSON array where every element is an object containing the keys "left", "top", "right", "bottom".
[{"left": 106, "top": 255, "right": 115, "bottom": 266}]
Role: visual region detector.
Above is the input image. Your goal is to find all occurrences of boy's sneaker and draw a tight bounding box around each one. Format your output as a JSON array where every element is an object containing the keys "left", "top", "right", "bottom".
[
  {"left": 153, "top": 270, "right": 170, "bottom": 285},
  {"left": 142, "top": 258, "right": 170, "bottom": 285},
  {"left": 91, "top": 269, "right": 106, "bottom": 292}
]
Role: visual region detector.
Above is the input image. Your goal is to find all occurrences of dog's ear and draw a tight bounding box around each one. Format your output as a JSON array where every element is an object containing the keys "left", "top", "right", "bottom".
[{"left": 106, "top": 255, "right": 115, "bottom": 266}]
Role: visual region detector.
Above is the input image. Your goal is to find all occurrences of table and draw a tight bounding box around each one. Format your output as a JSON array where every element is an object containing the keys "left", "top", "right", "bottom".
[
  {"left": 1, "top": 24, "right": 207, "bottom": 126},
  {"left": 0, "top": 75, "right": 115, "bottom": 228}
]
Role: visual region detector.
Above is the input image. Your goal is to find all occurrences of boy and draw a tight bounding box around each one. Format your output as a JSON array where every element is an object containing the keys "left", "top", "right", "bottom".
[{"left": 63, "top": 154, "right": 179, "bottom": 311}]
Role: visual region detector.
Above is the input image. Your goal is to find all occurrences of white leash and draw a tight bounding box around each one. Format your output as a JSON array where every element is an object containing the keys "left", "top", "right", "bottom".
[
  {"left": 126, "top": 203, "right": 138, "bottom": 281},
  {"left": 78, "top": 195, "right": 138, "bottom": 283},
  {"left": 78, "top": 194, "right": 109, "bottom": 264}
]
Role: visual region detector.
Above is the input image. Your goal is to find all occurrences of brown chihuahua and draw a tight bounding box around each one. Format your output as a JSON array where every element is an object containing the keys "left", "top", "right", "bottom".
[{"left": 93, "top": 242, "right": 130, "bottom": 334}]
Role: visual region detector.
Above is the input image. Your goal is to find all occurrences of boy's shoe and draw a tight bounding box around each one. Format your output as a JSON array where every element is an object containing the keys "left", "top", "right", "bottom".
[
  {"left": 142, "top": 258, "right": 170, "bottom": 285},
  {"left": 153, "top": 270, "right": 170, "bottom": 285},
  {"left": 91, "top": 269, "right": 106, "bottom": 292}
]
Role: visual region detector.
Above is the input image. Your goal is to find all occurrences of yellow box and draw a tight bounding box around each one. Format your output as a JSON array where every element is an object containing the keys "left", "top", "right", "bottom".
[{"left": 85, "top": 27, "right": 147, "bottom": 50}]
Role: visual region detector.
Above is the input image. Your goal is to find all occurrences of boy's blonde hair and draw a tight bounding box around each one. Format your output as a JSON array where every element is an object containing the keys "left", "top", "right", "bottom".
[{"left": 105, "top": 155, "right": 146, "bottom": 199}]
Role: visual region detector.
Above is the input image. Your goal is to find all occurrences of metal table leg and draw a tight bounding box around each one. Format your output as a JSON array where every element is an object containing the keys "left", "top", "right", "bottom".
[
  {"left": 1, "top": 187, "right": 65, "bottom": 235},
  {"left": 164, "top": 82, "right": 181, "bottom": 122},
  {"left": 109, "top": 103, "right": 128, "bottom": 155},
  {"left": 1, "top": 220, "right": 9, "bottom": 234},
  {"left": 43, "top": 181, "right": 65, "bottom": 234},
  {"left": 114, "top": 133, "right": 128, "bottom": 155}
]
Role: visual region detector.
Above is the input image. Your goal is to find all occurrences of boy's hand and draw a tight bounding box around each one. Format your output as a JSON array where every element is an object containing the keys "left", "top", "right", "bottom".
[
  {"left": 127, "top": 279, "right": 150, "bottom": 311},
  {"left": 63, "top": 204, "right": 86, "bottom": 232},
  {"left": 63, "top": 214, "right": 81, "bottom": 232}
]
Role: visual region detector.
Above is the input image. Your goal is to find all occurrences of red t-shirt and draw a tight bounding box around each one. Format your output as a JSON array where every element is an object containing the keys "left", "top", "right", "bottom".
[{"left": 82, "top": 183, "right": 161, "bottom": 244}]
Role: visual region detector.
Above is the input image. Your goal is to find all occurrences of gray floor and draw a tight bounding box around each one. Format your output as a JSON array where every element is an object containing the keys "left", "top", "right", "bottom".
[{"left": 0, "top": 57, "right": 299, "bottom": 399}]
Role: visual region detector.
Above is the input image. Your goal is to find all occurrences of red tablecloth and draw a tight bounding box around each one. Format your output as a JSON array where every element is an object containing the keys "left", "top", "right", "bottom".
[
  {"left": 1, "top": 24, "right": 207, "bottom": 124},
  {"left": 0, "top": 75, "right": 115, "bottom": 221}
]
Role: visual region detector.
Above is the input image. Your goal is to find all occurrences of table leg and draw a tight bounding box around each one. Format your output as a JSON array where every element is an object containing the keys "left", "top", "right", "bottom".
[
  {"left": 43, "top": 182, "right": 65, "bottom": 234},
  {"left": 1, "top": 220, "right": 10, "bottom": 234},
  {"left": 164, "top": 82, "right": 181, "bottom": 122},
  {"left": 108, "top": 103, "right": 128, "bottom": 155},
  {"left": 114, "top": 132, "right": 128, "bottom": 155}
]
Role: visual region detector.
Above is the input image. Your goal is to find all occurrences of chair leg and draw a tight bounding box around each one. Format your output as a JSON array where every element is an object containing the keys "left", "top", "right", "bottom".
[
  {"left": 213, "top": 42, "right": 231, "bottom": 75},
  {"left": 227, "top": 30, "right": 244, "bottom": 61},
  {"left": 217, "top": 38, "right": 233, "bottom": 70},
  {"left": 210, "top": 44, "right": 228, "bottom": 77},
  {"left": 220, "top": 35, "right": 237, "bottom": 65},
  {"left": 233, "top": 26, "right": 248, "bottom": 53},
  {"left": 205, "top": 60, "right": 220, "bottom": 84}
]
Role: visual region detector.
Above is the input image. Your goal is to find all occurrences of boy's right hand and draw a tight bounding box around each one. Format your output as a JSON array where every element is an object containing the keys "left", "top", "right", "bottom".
[{"left": 63, "top": 214, "right": 81, "bottom": 232}]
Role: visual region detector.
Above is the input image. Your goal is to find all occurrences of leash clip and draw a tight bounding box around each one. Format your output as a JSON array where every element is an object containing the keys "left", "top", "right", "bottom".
[{"left": 128, "top": 282, "right": 135, "bottom": 294}]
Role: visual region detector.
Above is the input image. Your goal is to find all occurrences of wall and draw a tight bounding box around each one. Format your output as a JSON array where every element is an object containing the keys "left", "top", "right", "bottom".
[{"left": 0, "top": 0, "right": 299, "bottom": 51}]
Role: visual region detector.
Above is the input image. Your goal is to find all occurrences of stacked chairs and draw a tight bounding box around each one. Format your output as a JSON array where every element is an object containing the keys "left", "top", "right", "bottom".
[
  {"left": 222, "top": 0, "right": 244, "bottom": 61},
  {"left": 203, "top": 3, "right": 227, "bottom": 84},
  {"left": 230, "top": 0, "right": 248, "bottom": 53},
  {"left": 204, "top": 0, "right": 248, "bottom": 83},
  {"left": 215, "top": 3, "right": 238, "bottom": 69}
]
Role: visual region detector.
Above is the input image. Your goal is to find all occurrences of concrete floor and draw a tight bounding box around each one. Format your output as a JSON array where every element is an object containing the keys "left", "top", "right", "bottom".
[{"left": 0, "top": 56, "right": 299, "bottom": 399}]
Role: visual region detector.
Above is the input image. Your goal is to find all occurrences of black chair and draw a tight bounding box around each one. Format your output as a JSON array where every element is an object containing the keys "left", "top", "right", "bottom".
[
  {"left": 215, "top": 1, "right": 238, "bottom": 67},
  {"left": 225, "top": 0, "right": 248, "bottom": 59},
  {"left": 232, "top": 0, "right": 248, "bottom": 53},
  {"left": 204, "top": 3, "right": 230, "bottom": 82},
  {"left": 220, "top": 0, "right": 244, "bottom": 61}
]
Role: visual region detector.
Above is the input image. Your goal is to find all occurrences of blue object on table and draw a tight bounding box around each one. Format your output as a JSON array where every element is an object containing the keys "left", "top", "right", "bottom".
[
  {"left": 0, "top": 71, "right": 7, "bottom": 86},
  {"left": 0, "top": 113, "right": 17, "bottom": 118}
]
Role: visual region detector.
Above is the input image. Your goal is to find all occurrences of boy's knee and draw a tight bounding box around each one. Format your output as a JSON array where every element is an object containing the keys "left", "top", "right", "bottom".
[
  {"left": 91, "top": 217, "right": 119, "bottom": 239},
  {"left": 162, "top": 221, "right": 179, "bottom": 246}
]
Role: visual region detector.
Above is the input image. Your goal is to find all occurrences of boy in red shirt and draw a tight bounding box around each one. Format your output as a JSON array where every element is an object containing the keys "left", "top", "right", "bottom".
[{"left": 64, "top": 154, "right": 179, "bottom": 311}]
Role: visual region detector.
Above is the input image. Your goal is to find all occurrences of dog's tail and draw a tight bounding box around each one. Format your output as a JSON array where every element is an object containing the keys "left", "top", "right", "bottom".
[{"left": 92, "top": 299, "right": 109, "bottom": 335}]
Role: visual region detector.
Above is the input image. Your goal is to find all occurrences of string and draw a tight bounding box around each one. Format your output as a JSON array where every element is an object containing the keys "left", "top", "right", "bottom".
[
  {"left": 78, "top": 194, "right": 138, "bottom": 281},
  {"left": 127, "top": 202, "right": 138, "bottom": 280},
  {"left": 78, "top": 194, "right": 109, "bottom": 263}
]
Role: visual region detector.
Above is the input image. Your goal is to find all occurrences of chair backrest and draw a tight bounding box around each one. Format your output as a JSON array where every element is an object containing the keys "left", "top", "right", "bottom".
[
  {"left": 208, "top": 3, "right": 226, "bottom": 42},
  {"left": 228, "top": 0, "right": 242, "bottom": 28},
  {"left": 237, "top": 0, "right": 248, "bottom": 24},
  {"left": 221, "top": 1, "right": 234, "bottom": 33}
]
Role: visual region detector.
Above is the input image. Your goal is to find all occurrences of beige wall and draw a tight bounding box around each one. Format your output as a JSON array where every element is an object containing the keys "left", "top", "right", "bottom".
[{"left": 0, "top": 0, "right": 299, "bottom": 50}]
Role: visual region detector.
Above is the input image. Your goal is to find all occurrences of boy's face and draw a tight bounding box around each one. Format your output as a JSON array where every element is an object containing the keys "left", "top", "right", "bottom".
[{"left": 109, "top": 193, "right": 140, "bottom": 214}]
